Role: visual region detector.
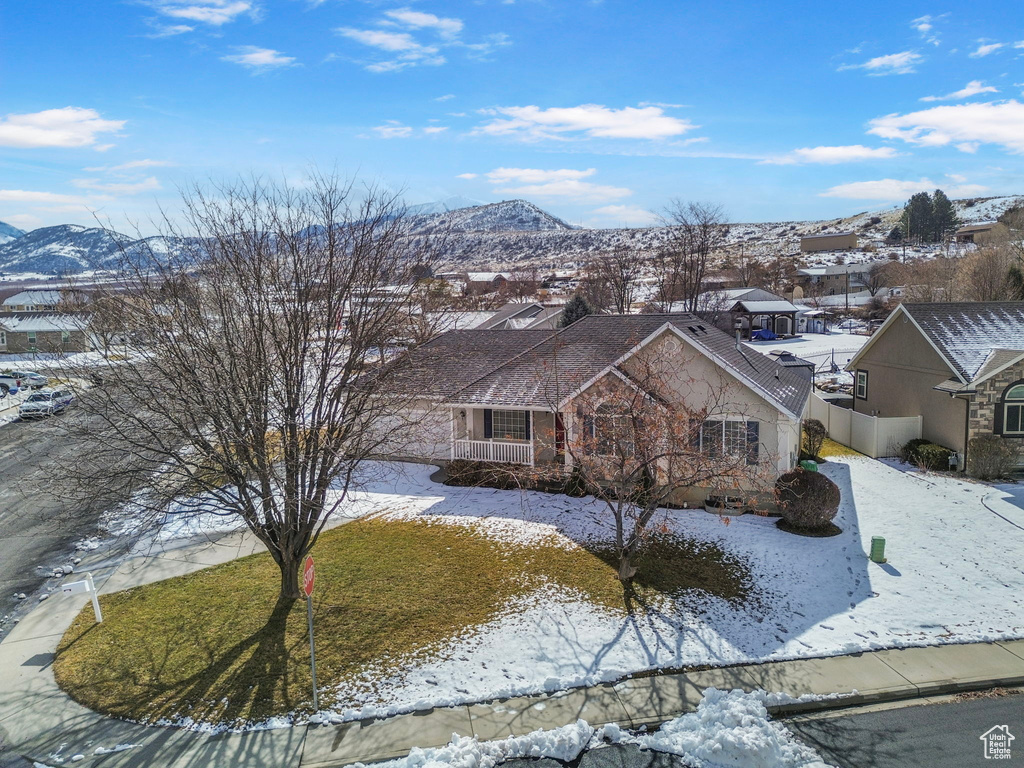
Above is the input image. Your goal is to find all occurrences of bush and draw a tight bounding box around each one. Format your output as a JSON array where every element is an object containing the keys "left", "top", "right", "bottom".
[
  {"left": 899, "top": 438, "right": 931, "bottom": 465},
  {"left": 775, "top": 469, "right": 841, "bottom": 530},
  {"left": 562, "top": 464, "right": 589, "bottom": 497},
  {"left": 445, "top": 459, "right": 523, "bottom": 490},
  {"left": 802, "top": 419, "right": 828, "bottom": 460},
  {"left": 968, "top": 435, "right": 1023, "bottom": 480},
  {"left": 917, "top": 443, "right": 955, "bottom": 471}
]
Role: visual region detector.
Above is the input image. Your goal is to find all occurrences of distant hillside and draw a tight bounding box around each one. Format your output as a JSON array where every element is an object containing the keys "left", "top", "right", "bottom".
[
  {"left": 0, "top": 225, "right": 185, "bottom": 275},
  {"left": 0, "top": 220, "right": 25, "bottom": 246},
  {"left": 409, "top": 199, "right": 575, "bottom": 235}
]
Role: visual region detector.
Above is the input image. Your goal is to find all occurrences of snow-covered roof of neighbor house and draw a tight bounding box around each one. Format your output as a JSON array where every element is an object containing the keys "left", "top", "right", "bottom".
[
  {"left": 2, "top": 289, "right": 62, "bottom": 306},
  {"left": 954, "top": 222, "right": 1001, "bottom": 235},
  {"left": 731, "top": 300, "right": 800, "bottom": 314},
  {"left": 386, "top": 313, "right": 812, "bottom": 418},
  {"left": 0, "top": 313, "right": 88, "bottom": 333},
  {"left": 466, "top": 272, "right": 512, "bottom": 282},
  {"left": 849, "top": 302, "right": 1024, "bottom": 383},
  {"left": 474, "top": 302, "right": 564, "bottom": 331}
]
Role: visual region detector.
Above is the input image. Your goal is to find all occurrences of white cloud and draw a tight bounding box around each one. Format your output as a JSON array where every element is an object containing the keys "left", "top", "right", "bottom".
[
  {"left": 222, "top": 46, "right": 297, "bottom": 71},
  {"left": 71, "top": 176, "right": 162, "bottom": 194},
  {"left": 868, "top": 100, "right": 1024, "bottom": 154},
  {"left": 0, "top": 107, "right": 124, "bottom": 149},
  {"left": 762, "top": 145, "right": 899, "bottom": 165},
  {"left": 920, "top": 80, "right": 998, "bottom": 102},
  {"left": 969, "top": 41, "right": 1005, "bottom": 58},
  {"left": 483, "top": 167, "right": 631, "bottom": 203},
  {"left": 588, "top": 205, "right": 658, "bottom": 227},
  {"left": 1, "top": 213, "right": 44, "bottom": 229},
  {"left": 456, "top": 173, "right": 477, "bottom": 179},
  {"left": 0, "top": 189, "right": 88, "bottom": 204},
  {"left": 435, "top": 94, "right": 456, "bottom": 102},
  {"left": 148, "top": 1, "right": 255, "bottom": 26},
  {"left": 372, "top": 120, "right": 414, "bottom": 138},
  {"left": 910, "top": 14, "right": 943, "bottom": 45},
  {"left": 423, "top": 126, "right": 448, "bottom": 134},
  {"left": 337, "top": 9, "right": 501, "bottom": 72},
  {"left": 485, "top": 167, "right": 597, "bottom": 184},
  {"left": 147, "top": 24, "right": 195, "bottom": 37},
  {"left": 112, "top": 159, "right": 174, "bottom": 171},
  {"left": 475, "top": 104, "right": 695, "bottom": 141},
  {"left": 820, "top": 177, "right": 988, "bottom": 200},
  {"left": 838, "top": 50, "right": 923, "bottom": 75},
  {"left": 382, "top": 8, "right": 462, "bottom": 39}
]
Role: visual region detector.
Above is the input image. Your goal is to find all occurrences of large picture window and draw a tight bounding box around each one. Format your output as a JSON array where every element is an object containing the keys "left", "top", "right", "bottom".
[
  {"left": 696, "top": 419, "right": 760, "bottom": 465},
  {"left": 489, "top": 409, "right": 529, "bottom": 441},
  {"left": 1004, "top": 384, "right": 1024, "bottom": 435}
]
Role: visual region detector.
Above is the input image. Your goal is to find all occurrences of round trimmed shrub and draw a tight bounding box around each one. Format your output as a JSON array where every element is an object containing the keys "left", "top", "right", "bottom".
[
  {"left": 899, "top": 438, "right": 930, "bottom": 465},
  {"left": 775, "top": 469, "right": 841, "bottom": 531},
  {"left": 916, "top": 443, "right": 955, "bottom": 471}
]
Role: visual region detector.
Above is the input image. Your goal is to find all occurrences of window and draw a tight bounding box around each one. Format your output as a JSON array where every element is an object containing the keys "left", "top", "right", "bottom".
[
  {"left": 592, "top": 403, "right": 635, "bottom": 457},
  {"left": 0, "top": 331, "right": 5, "bottom": 346},
  {"left": 696, "top": 419, "right": 760, "bottom": 465},
  {"left": 27, "top": 332, "right": 36, "bottom": 346},
  {"left": 1004, "top": 384, "right": 1024, "bottom": 436},
  {"left": 855, "top": 370, "right": 868, "bottom": 400},
  {"left": 485, "top": 409, "right": 529, "bottom": 441},
  {"left": 61, "top": 331, "right": 71, "bottom": 344}
]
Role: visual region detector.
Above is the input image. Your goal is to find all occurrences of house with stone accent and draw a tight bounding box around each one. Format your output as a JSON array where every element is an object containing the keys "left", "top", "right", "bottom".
[
  {"left": 845, "top": 302, "right": 1024, "bottom": 470},
  {"left": 0, "top": 313, "right": 95, "bottom": 354},
  {"left": 378, "top": 313, "right": 812, "bottom": 507}
]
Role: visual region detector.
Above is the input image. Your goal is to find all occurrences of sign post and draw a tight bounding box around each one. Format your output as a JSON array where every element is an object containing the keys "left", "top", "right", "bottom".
[
  {"left": 303, "top": 555, "right": 319, "bottom": 712},
  {"left": 61, "top": 572, "right": 102, "bottom": 623}
]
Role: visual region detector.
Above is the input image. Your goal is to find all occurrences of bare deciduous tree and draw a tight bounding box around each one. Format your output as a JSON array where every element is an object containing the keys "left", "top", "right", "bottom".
[
  {"left": 585, "top": 248, "right": 644, "bottom": 314},
  {"left": 658, "top": 201, "right": 729, "bottom": 312},
  {"left": 57, "top": 175, "right": 434, "bottom": 602}
]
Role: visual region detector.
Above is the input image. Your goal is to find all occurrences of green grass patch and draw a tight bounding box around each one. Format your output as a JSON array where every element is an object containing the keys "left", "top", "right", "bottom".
[
  {"left": 819, "top": 437, "right": 863, "bottom": 458},
  {"left": 54, "top": 517, "right": 751, "bottom": 728}
]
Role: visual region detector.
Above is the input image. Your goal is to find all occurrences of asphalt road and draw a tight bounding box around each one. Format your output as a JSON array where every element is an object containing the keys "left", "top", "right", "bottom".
[
  {"left": 0, "top": 410, "right": 110, "bottom": 633},
  {"left": 497, "top": 693, "right": 1024, "bottom": 768}
]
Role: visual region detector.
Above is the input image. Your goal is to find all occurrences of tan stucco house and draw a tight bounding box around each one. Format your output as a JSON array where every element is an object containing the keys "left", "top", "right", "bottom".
[
  {"left": 380, "top": 313, "right": 812, "bottom": 506},
  {"left": 846, "top": 302, "right": 1024, "bottom": 468}
]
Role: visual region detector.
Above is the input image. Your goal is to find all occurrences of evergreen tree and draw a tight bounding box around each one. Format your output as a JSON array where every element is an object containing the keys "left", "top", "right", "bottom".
[
  {"left": 887, "top": 225, "right": 902, "bottom": 243},
  {"left": 899, "top": 192, "right": 934, "bottom": 243},
  {"left": 931, "top": 189, "right": 959, "bottom": 241},
  {"left": 559, "top": 294, "right": 594, "bottom": 327},
  {"left": 1010, "top": 264, "right": 1024, "bottom": 301}
]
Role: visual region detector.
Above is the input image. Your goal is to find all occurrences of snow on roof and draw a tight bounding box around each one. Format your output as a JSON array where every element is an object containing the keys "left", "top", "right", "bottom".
[
  {"left": 0, "top": 313, "right": 88, "bottom": 333},
  {"left": 3, "top": 289, "right": 61, "bottom": 306},
  {"left": 733, "top": 300, "right": 800, "bottom": 313},
  {"left": 466, "top": 272, "right": 512, "bottom": 282}
]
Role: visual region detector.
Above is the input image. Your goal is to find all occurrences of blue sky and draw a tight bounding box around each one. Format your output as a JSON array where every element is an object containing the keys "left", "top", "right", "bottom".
[{"left": 2, "top": 0, "right": 1023, "bottom": 234}]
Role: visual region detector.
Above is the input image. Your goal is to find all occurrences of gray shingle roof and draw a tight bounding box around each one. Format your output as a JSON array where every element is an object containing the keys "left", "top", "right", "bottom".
[
  {"left": 902, "top": 302, "right": 1024, "bottom": 382},
  {"left": 389, "top": 313, "right": 812, "bottom": 417}
]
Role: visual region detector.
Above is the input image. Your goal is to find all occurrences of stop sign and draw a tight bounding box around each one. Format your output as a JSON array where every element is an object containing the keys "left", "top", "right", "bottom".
[{"left": 302, "top": 555, "right": 315, "bottom": 597}]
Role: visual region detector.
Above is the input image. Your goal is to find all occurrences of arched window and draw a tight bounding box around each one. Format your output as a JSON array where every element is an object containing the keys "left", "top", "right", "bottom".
[{"left": 1004, "top": 383, "right": 1024, "bottom": 435}]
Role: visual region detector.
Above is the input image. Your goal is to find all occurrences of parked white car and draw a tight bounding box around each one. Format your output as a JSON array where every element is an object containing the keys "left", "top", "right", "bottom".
[
  {"left": 8, "top": 370, "right": 48, "bottom": 390},
  {"left": 18, "top": 388, "right": 75, "bottom": 418}
]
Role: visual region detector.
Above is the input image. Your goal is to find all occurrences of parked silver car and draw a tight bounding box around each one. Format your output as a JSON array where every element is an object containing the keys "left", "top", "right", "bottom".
[
  {"left": 8, "top": 370, "right": 48, "bottom": 390},
  {"left": 18, "top": 388, "right": 75, "bottom": 418}
]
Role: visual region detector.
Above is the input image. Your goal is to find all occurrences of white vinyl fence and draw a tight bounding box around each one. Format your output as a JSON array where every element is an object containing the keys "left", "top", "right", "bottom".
[{"left": 809, "top": 393, "right": 922, "bottom": 458}]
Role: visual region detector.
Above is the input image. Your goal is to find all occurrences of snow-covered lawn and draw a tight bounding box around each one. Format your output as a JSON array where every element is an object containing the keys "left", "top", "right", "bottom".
[{"left": 315, "top": 454, "right": 1024, "bottom": 722}]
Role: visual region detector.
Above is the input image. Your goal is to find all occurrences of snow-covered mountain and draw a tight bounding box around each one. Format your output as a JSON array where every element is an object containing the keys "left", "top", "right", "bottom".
[
  {"left": 0, "top": 220, "right": 25, "bottom": 246},
  {"left": 0, "top": 225, "right": 133, "bottom": 274},
  {"left": 405, "top": 196, "right": 487, "bottom": 217},
  {"left": 409, "top": 199, "right": 575, "bottom": 235}
]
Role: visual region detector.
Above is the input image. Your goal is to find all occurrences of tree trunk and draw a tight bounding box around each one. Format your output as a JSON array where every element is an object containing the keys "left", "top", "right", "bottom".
[
  {"left": 278, "top": 554, "right": 302, "bottom": 601},
  {"left": 617, "top": 547, "right": 638, "bottom": 583}
]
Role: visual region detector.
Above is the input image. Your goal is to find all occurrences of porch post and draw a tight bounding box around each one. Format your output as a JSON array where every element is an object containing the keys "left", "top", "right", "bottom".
[
  {"left": 529, "top": 410, "right": 535, "bottom": 466},
  {"left": 449, "top": 407, "right": 455, "bottom": 461}
]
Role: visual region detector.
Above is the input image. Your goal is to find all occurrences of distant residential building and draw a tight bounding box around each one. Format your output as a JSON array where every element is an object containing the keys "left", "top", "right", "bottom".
[
  {"left": 799, "top": 232, "right": 858, "bottom": 253},
  {"left": 0, "top": 313, "right": 94, "bottom": 353},
  {"left": 464, "top": 272, "right": 512, "bottom": 295},
  {"left": 952, "top": 222, "right": 1008, "bottom": 244},
  {"left": 796, "top": 263, "right": 873, "bottom": 296},
  {"left": 474, "top": 302, "right": 564, "bottom": 330},
  {"left": 1, "top": 289, "right": 63, "bottom": 313}
]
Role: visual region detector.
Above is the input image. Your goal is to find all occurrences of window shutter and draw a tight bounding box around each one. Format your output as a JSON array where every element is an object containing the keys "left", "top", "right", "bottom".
[
  {"left": 524, "top": 411, "right": 531, "bottom": 440},
  {"left": 483, "top": 409, "right": 493, "bottom": 439},
  {"left": 746, "top": 421, "right": 760, "bottom": 465}
]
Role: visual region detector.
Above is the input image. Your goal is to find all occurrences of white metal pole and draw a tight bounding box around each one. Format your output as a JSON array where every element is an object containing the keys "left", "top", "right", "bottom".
[{"left": 85, "top": 572, "right": 102, "bottom": 623}]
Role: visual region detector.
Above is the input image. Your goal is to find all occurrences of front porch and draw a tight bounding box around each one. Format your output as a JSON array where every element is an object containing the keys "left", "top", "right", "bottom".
[{"left": 450, "top": 406, "right": 565, "bottom": 467}]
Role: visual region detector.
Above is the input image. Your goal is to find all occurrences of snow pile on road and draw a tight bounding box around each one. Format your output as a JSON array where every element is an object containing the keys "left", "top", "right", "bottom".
[
  {"left": 356, "top": 720, "right": 595, "bottom": 768},
  {"left": 638, "top": 689, "right": 833, "bottom": 767}
]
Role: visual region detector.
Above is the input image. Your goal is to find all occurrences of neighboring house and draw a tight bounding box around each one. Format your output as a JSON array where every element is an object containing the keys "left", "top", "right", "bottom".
[
  {"left": 0, "top": 313, "right": 95, "bottom": 354},
  {"left": 1, "top": 289, "right": 63, "bottom": 313},
  {"left": 796, "top": 263, "right": 873, "bottom": 296},
  {"left": 379, "top": 313, "right": 812, "bottom": 506},
  {"left": 799, "top": 232, "right": 857, "bottom": 252},
  {"left": 465, "top": 272, "right": 512, "bottom": 296},
  {"left": 474, "top": 302, "right": 564, "bottom": 330},
  {"left": 953, "top": 222, "right": 1007, "bottom": 245},
  {"left": 766, "top": 349, "right": 816, "bottom": 381},
  {"left": 845, "top": 302, "right": 1024, "bottom": 468}
]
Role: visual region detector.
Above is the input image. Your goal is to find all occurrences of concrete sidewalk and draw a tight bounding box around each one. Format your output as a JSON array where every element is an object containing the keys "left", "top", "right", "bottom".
[{"left": 3, "top": 530, "right": 1024, "bottom": 768}]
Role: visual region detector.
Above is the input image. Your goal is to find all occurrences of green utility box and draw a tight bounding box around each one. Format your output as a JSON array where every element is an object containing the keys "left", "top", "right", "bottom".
[
  {"left": 799, "top": 460, "right": 818, "bottom": 472},
  {"left": 870, "top": 536, "right": 887, "bottom": 563}
]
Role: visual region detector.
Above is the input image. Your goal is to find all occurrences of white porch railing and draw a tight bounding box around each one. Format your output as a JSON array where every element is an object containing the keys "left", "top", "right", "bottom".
[{"left": 452, "top": 439, "right": 534, "bottom": 466}]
